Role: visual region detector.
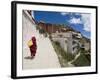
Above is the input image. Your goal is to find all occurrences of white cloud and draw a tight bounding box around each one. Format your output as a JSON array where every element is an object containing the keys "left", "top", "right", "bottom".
[
  {"left": 61, "top": 12, "right": 68, "bottom": 16},
  {"left": 68, "top": 13, "right": 90, "bottom": 32},
  {"left": 69, "top": 17, "right": 82, "bottom": 24},
  {"left": 81, "top": 14, "right": 91, "bottom": 32},
  {"left": 74, "top": 13, "right": 80, "bottom": 15}
]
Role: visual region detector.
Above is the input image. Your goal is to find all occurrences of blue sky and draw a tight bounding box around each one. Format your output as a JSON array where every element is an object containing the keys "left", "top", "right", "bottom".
[{"left": 33, "top": 11, "right": 91, "bottom": 39}]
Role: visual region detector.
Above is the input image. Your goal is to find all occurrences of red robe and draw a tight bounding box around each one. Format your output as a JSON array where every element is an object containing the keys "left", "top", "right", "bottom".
[{"left": 29, "top": 37, "right": 37, "bottom": 57}]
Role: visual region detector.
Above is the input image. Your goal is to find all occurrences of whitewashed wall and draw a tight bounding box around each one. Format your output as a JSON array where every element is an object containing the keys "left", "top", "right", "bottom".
[
  {"left": 22, "top": 11, "right": 36, "bottom": 49},
  {"left": 52, "top": 32, "right": 73, "bottom": 54}
]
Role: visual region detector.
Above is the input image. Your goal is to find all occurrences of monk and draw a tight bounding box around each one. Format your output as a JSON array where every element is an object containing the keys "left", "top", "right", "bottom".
[{"left": 28, "top": 36, "right": 37, "bottom": 59}]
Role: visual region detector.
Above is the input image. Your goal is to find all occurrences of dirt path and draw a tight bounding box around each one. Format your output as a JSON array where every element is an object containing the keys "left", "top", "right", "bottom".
[{"left": 23, "top": 31, "right": 61, "bottom": 69}]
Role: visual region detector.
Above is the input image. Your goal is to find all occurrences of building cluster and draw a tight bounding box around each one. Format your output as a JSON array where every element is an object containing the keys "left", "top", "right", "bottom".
[
  {"left": 37, "top": 21, "right": 90, "bottom": 55},
  {"left": 37, "top": 21, "right": 75, "bottom": 34}
]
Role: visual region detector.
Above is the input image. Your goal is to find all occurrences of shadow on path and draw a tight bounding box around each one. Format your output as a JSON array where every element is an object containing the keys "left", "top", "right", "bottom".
[{"left": 24, "top": 56, "right": 35, "bottom": 60}]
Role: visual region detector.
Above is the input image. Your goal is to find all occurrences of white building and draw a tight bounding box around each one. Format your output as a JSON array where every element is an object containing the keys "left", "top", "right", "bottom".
[{"left": 51, "top": 31, "right": 82, "bottom": 55}]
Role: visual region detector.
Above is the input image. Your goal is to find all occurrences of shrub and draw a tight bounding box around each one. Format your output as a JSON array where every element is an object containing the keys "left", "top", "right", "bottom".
[
  {"left": 72, "top": 53, "right": 90, "bottom": 66},
  {"left": 36, "top": 25, "right": 40, "bottom": 30},
  {"left": 39, "top": 29, "right": 45, "bottom": 34},
  {"left": 44, "top": 33, "right": 47, "bottom": 37},
  {"left": 49, "top": 35, "right": 52, "bottom": 40},
  {"left": 54, "top": 41, "right": 60, "bottom": 46}
]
